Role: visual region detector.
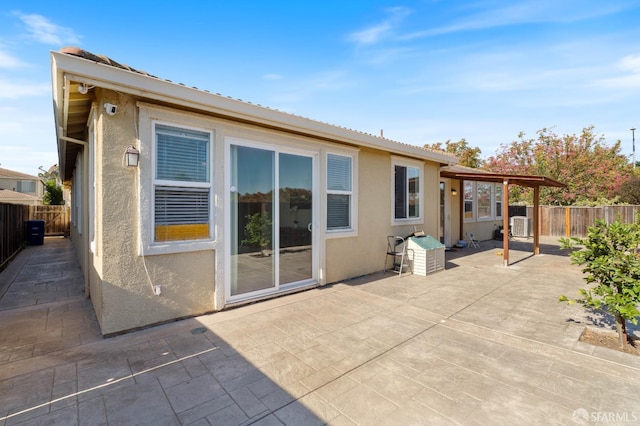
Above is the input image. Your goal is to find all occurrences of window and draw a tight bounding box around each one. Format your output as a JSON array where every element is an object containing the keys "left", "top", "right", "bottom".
[
  {"left": 326, "top": 153, "right": 352, "bottom": 230},
  {"left": 17, "top": 181, "right": 36, "bottom": 193},
  {"left": 153, "top": 124, "right": 211, "bottom": 242},
  {"left": 393, "top": 160, "right": 421, "bottom": 222},
  {"left": 464, "top": 181, "right": 504, "bottom": 222},
  {"left": 477, "top": 183, "right": 492, "bottom": 220},
  {"left": 464, "top": 181, "right": 474, "bottom": 221}
]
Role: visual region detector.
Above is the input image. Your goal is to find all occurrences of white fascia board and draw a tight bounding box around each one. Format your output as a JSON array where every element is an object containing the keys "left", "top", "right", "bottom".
[
  {"left": 51, "top": 53, "right": 68, "bottom": 177},
  {"left": 51, "top": 51, "right": 458, "bottom": 165}
]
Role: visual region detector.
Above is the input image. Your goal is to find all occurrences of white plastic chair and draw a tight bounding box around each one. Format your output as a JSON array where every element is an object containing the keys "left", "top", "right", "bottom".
[{"left": 466, "top": 232, "right": 480, "bottom": 248}]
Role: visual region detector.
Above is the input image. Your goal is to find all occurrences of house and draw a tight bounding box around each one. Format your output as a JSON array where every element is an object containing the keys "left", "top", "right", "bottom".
[
  {"left": 0, "top": 167, "right": 44, "bottom": 204},
  {"left": 51, "top": 47, "right": 459, "bottom": 335}
]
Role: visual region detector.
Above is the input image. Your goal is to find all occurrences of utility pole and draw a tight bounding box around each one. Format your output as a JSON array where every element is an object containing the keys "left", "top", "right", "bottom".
[{"left": 632, "top": 128, "right": 636, "bottom": 169}]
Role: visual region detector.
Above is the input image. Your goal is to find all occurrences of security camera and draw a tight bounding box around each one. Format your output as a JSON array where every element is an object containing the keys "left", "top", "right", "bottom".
[{"left": 104, "top": 103, "right": 117, "bottom": 116}]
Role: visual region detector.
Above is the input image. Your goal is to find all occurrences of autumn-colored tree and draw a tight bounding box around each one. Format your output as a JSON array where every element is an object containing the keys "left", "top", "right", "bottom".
[
  {"left": 484, "top": 127, "right": 632, "bottom": 205},
  {"left": 425, "top": 139, "right": 482, "bottom": 168}
]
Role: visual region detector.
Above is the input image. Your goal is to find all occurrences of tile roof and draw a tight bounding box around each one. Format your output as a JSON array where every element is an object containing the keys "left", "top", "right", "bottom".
[
  {"left": 0, "top": 188, "right": 40, "bottom": 202},
  {"left": 0, "top": 167, "right": 40, "bottom": 180},
  {"left": 58, "top": 47, "right": 457, "bottom": 161}
]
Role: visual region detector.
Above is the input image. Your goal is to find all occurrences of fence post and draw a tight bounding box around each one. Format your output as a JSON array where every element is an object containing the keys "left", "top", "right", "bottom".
[{"left": 565, "top": 207, "right": 571, "bottom": 237}]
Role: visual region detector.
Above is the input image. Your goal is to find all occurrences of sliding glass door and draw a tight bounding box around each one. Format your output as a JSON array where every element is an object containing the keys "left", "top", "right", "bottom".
[{"left": 230, "top": 144, "right": 315, "bottom": 299}]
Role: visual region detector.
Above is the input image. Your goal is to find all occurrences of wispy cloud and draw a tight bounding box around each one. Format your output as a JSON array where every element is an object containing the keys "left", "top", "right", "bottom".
[
  {"left": 348, "top": 7, "right": 412, "bottom": 46},
  {"left": 14, "top": 12, "right": 80, "bottom": 45},
  {"left": 592, "top": 53, "right": 640, "bottom": 88},
  {"left": 400, "top": 1, "right": 629, "bottom": 41},
  {"left": 0, "top": 77, "right": 50, "bottom": 98},
  {"left": 263, "top": 73, "right": 283, "bottom": 81},
  {"left": 0, "top": 49, "right": 27, "bottom": 68}
]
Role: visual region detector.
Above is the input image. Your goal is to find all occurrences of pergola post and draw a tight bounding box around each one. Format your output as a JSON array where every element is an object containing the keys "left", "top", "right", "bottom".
[
  {"left": 503, "top": 179, "right": 510, "bottom": 267},
  {"left": 533, "top": 186, "right": 540, "bottom": 255}
]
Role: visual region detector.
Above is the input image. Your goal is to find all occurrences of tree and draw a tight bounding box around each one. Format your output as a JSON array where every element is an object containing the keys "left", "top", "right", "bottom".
[
  {"left": 425, "top": 139, "right": 482, "bottom": 168},
  {"left": 617, "top": 175, "right": 640, "bottom": 204},
  {"left": 38, "top": 165, "right": 64, "bottom": 205},
  {"left": 44, "top": 180, "right": 64, "bottom": 205},
  {"left": 485, "top": 127, "right": 632, "bottom": 205},
  {"left": 241, "top": 212, "right": 272, "bottom": 256},
  {"left": 560, "top": 219, "right": 640, "bottom": 349}
]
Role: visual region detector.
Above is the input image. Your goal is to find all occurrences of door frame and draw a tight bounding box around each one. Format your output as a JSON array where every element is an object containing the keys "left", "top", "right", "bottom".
[
  {"left": 440, "top": 178, "right": 453, "bottom": 248},
  {"left": 223, "top": 136, "right": 320, "bottom": 305}
]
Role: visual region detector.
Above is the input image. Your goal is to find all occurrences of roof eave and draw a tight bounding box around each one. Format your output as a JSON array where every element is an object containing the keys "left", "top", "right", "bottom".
[{"left": 50, "top": 50, "right": 458, "bottom": 166}]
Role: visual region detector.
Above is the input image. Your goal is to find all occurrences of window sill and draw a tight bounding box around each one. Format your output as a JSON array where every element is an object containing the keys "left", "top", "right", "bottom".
[
  {"left": 140, "top": 240, "right": 216, "bottom": 256},
  {"left": 326, "top": 229, "right": 357, "bottom": 239}
]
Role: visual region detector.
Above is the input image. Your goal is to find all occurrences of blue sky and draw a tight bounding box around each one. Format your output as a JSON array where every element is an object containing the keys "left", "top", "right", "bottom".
[{"left": 1, "top": 1, "right": 640, "bottom": 176}]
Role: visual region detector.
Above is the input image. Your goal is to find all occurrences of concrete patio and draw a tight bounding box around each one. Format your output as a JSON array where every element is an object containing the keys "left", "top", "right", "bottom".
[{"left": 0, "top": 237, "right": 639, "bottom": 425}]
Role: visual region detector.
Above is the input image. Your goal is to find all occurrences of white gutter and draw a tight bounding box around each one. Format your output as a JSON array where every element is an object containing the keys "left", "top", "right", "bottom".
[{"left": 50, "top": 51, "right": 458, "bottom": 166}]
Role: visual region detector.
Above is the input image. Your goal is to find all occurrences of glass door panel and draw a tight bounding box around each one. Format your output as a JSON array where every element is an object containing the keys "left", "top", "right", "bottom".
[
  {"left": 230, "top": 145, "right": 275, "bottom": 296},
  {"left": 279, "top": 153, "right": 313, "bottom": 285}
]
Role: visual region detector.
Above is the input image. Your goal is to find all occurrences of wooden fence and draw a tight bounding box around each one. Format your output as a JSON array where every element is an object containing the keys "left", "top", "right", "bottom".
[
  {"left": 29, "top": 205, "right": 71, "bottom": 236},
  {"left": 0, "top": 203, "right": 71, "bottom": 271},
  {"left": 527, "top": 205, "right": 640, "bottom": 238},
  {"left": 0, "top": 203, "right": 30, "bottom": 270}
]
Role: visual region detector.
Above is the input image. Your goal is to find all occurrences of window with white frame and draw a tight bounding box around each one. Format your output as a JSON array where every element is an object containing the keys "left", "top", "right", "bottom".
[
  {"left": 464, "top": 181, "right": 474, "bottom": 221},
  {"left": 393, "top": 159, "right": 422, "bottom": 222},
  {"left": 464, "top": 181, "right": 505, "bottom": 222},
  {"left": 17, "top": 181, "right": 36, "bottom": 193},
  {"left": 326, "top": 153, "right": 352, "bottom": 231},
  {"left": 477, "top": 182, "right": 492, "bottom": 220},
  {"left": 153, "top": 124, "right": 212, "bottom": 242}
]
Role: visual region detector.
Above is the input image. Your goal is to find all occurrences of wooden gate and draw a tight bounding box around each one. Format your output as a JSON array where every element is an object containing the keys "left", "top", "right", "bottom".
[{"left": 29, "top": 205, "right": 71, "bottom": 236}]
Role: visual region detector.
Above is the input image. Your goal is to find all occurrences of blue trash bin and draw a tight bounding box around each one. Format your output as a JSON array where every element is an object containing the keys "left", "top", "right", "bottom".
[{"left": 25, "top": 220, "right": 45, "bottom": 245}]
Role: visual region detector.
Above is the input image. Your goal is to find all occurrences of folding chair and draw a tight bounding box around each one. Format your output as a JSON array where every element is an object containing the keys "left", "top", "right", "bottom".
[
  {"left": 384, "top": 236, "right": 410, "bottom": 276},
  {"left": 466, "top": 232, "right": 480, "bottom": 248}
]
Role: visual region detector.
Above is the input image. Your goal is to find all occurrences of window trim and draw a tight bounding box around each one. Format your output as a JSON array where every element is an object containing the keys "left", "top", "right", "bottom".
[
  {"left": 138, "top": 106, "right": 216, "bottom": 256},
  {"left": 391, "top": 156, "right": 423, "bottom": 226},
  {"left": 325, "top": 149, "right": 358, "bottom": 239},
  {"left": 476, "top": 182, "right": 494, "bottom": 222},
  {"left": 463, "top": 181, "right": 475, "bottom": 222},
  {"left": 464, "top": 180, "right": 504, "bottom": 223}
]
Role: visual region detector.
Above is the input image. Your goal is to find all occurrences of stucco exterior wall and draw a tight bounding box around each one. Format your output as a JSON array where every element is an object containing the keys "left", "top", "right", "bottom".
[
  {"left": 95, "top": 91, "right": 215, "bottom": 335},
  {"left": 325, "top": 148, "right": 443, "bottom": 283}
]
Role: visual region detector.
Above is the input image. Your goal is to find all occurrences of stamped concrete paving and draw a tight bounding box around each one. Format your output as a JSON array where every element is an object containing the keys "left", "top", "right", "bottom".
[{"left": 1, "top": 237, "right": 639, "bottom": 425}]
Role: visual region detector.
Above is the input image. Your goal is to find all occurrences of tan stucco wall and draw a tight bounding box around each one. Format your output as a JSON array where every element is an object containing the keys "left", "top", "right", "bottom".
[
  {"left": 325, "top": 148, "right": 442, "bottom": 283},
  {"left": 94, "top": 90, "right": 215, "bottom": 335}
]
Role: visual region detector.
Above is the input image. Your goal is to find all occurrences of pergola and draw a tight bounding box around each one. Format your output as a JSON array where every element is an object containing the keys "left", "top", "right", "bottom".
[{"left": 440, "top": 170, "right": 567, "bottom": 266}]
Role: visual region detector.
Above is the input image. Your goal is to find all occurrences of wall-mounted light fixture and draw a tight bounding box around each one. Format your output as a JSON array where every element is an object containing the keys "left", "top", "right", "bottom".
[
  {"left": 451, "top": 188, "right": 457, "bottom": 196},
  {"left": 125, "top": 146, "right": 140, "bottom": 167}
]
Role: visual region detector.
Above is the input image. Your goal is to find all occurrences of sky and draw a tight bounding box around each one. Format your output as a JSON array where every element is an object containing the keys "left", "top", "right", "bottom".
[{"left": 1, "top": 0, "right": 640, "bottom": 177}]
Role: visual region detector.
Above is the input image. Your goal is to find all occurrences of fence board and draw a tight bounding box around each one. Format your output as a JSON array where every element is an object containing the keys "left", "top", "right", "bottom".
[
  {"left": 0, "top": 203, "right": 29, "bottom": 270},
  {"left": 29, "top": 205, "right": 70, "bottom": 236},
  {"left": 537, "top": 205, "right": 639, "bottom": 237}
]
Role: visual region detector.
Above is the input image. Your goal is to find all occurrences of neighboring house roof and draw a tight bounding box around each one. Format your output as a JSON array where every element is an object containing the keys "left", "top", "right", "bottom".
[
  {"left": 0, "top": 188, "right": 40, "bottom": 205},
  {"left": 51, "top": 47, "right": 458, "bottom": 182},
  {"left": 0, "top": 167, "right": 40, "bottom": 180}
]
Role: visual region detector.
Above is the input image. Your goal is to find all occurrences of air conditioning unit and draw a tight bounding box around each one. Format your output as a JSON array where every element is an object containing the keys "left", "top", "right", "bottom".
[{"left": 510, "top": 216, "right": 531, "bottom": 237}]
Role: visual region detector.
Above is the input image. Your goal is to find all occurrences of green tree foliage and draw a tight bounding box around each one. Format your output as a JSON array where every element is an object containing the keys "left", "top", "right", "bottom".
[
  {"left": 485, "top": 126, "right": 632, "bottom": 205},
  {"left": 241, "top": 212, "right": 272, "bottom": 255},
  {"left": 560, "top": 219, "right": 640, "bottom": 349},
  {"left": 618, "top": 175, "right": 640, "bottom": 204},
  {"left": 43, "top": 180, "right": 64, "bottom": 205},
  {"left": 38, "top": 165, "right": 64, "bottom": 205},
  {"left": 425, "top": 139, "right": 482, "bottom": 168}
]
